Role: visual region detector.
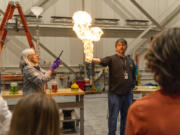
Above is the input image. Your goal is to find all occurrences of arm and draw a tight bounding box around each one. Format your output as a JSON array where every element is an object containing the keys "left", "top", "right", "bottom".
[
  {"left": 0, "top": 96, "right": 12, "bottom": 135},
  {"left": 23, "top": 66, "right": 52, "bottom": 85},
  {"left": 93, "top": 56, "right": 112, "bottom": 66},
  {"left": 48, "top": 70, "right": 53, "bottom": 76},
  {"left": 92, "top": 58, "right": 101, "bottom": 63},
  {"left": 41, "top": 68, "right": 52, "bottom": 76}
]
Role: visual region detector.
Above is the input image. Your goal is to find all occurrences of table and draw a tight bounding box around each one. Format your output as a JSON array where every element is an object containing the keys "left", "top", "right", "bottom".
[
  {"left": 133, "top": 86, "right": 159, "bottom": 99},
  {"left": 2, "top": 89, "right": 85, "bottom": 135},
  {"left": 133, "top": 86, "right": 159, "bottom": 94}
]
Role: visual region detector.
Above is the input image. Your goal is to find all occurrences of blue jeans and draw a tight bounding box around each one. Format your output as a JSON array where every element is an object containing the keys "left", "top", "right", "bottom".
[{"left": 108, "top": 92, "right": 132, "bottom": 135}]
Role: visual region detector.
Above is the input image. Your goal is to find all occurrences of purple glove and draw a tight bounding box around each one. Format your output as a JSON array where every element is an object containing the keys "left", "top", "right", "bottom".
[{"left": 50, "top": 58, "right": 62, "bottom": 71}]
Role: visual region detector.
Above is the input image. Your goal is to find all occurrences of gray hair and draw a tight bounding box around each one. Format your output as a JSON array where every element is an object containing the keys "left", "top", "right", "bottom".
[{"left": 19, "top": 48, "right": 37, "bottom": 71}]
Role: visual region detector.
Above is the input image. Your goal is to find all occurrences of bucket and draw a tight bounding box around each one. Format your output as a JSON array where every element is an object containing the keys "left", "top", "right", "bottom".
[{"left": 76, "top": 81, "right": 85, "bottom": 90}]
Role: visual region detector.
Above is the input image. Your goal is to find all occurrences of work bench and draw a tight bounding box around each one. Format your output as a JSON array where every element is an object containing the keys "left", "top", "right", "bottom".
[
  {"left": 133, "top": 86, "right": 159, "bottom": 99},
  {"left": 1, "top": 89, "right": 85, "bottom": 135}
]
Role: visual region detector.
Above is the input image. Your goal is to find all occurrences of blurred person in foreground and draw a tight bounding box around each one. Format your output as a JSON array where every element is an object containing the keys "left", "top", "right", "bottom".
[
  {"left": 125, "top": 27, "right": 180, "bottom": 135},
  {"left": 8, "top": 93, "right": 60, "bottom": 135},
  {"left": 0, "top": 95, "right": 12, "bottom": 135},
  {"left": 20, "top": 48, "right": 62, "bottom": 96}
]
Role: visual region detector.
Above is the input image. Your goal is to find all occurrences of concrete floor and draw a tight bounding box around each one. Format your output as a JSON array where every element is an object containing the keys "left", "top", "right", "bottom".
[{"left": 64, "top": 93, "right": 121, "bottom": 135}]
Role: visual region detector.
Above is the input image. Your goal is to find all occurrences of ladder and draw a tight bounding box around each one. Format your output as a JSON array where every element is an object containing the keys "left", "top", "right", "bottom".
[{"left": 0, "top": 1, "right": 35, "bottom": 53}]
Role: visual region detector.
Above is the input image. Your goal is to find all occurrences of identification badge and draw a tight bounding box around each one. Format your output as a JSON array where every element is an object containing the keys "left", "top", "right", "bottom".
[{"left": 124, "top": 72, "right": 128, "bottom": 79}]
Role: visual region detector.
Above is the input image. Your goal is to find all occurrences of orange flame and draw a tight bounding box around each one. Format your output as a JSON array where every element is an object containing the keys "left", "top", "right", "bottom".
[{"left": 73, "top": 11, "right": 103, "bottom": 63}]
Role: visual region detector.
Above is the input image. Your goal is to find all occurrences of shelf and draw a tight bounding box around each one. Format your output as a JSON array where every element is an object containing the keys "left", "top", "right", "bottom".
[
  {"left": 1, "top": 74, "right": 22, "bottom": 81},
  {"left": 60, "top": 116, "right": 80, "bottom": 122}
]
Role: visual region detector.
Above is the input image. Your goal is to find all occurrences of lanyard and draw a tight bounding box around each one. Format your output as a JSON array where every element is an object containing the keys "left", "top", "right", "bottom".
[{"left": 120, "top": 57, "right": 127, "bottom": 72}]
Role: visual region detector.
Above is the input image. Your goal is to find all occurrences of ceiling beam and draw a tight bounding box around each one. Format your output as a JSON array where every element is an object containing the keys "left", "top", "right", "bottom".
[
  {"left": 104, "top": 0, "right": 130, "bottom": 19},
  {"left": 132, "top": 5, "right": 180, "bottom": 57},
  {"left": 6, "top": 24, "right": 158, "bottom": 38},
  {"left": 161, "top": 5, "right": 180, "bottom": 27},
  {"left": 130, "top": 0, "right": 163, "bottom": 30},
  {"left": 113, "top": 0, "right": 136, "bottom": 19},
  {"left": 126, "top": 26, "right": 153, "bottom": 54}
]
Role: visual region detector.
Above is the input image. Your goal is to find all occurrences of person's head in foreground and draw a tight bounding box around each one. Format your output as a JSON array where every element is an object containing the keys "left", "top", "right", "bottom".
[
  {"left": 125, "top": 28, "right": 180, "bottom": 135},
  {"left": 145, "top": 27, "right": 180, "bottom": 93},
  {"left": 8, "top": 93, "right": 60, "bottom": 135}
]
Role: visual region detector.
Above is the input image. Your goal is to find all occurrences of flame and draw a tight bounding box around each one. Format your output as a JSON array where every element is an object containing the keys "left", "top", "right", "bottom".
[{"left": 72, "top": 11, "right": 103, "bottom": 63}]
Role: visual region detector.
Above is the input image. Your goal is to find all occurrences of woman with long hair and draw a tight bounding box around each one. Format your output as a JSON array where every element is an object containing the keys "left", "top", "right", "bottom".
[{"left": 8, "top": 93, "right": 60, "bottom": 135}]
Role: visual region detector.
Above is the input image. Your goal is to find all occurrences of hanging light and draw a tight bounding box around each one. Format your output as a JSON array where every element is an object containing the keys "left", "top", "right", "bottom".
[
  {"left": 31, "top": 6, "right": 43, "bottom": 18},
  {"left": 31, "top": 6, "right": 43, "bottom": 60}
]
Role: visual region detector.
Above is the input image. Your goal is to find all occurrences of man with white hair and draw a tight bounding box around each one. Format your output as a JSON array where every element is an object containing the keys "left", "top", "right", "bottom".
[{"left": 20, "top": 48, "right": 62, "bottom": 96}]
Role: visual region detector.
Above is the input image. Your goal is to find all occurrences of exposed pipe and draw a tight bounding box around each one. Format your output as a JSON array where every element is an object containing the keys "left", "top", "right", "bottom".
[{"left": 82, "top": 0, "right": 85, "bottom": 11}]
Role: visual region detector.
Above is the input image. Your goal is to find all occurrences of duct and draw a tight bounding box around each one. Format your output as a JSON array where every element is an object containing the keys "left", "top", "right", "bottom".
[
  {"left": 130, "top": 0, "right": 163, "bottom": 30},
  {"left": 31, "top": 37, "right": 76, "bottom": 75}
]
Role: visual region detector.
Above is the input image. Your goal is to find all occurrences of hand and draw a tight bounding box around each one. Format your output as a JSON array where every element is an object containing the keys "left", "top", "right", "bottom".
[{"left": 50, "top": 58, "right": 62, "bottom": 71}]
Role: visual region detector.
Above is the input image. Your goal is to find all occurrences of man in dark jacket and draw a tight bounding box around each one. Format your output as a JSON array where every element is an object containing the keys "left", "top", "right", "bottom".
[{"left": 93, "top": 39, "right": 136, "bottom": 135}]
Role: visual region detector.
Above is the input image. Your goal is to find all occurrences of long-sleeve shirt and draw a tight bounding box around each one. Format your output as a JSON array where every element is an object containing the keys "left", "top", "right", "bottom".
[
  {"left": 100, "top": 54, "right": 136, "bottom": 95},
  {"left": 0, "top": 96, "right": 12, "bottom": 135},
  {"left": 22, "top": 66, "right": 51, "bottom": 96},
  {"left": 126, "top": 89, "right": 180, "bottom": 135}
]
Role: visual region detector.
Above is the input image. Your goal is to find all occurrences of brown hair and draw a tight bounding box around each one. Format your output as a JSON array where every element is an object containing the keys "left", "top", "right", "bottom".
[
  {"left": 8, "top": 93, "right": 60, "bottom": 135},
  {"left": 115, "top": 38, "right": 127, "bottom": 48},
  {"left": 145, "top": 28, "right": 180, "bottom": 93}
]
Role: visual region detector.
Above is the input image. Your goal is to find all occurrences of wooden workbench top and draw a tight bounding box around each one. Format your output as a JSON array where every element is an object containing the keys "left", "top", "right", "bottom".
[
  {"left": 133, "top": 86, "right": 159, "bottom": 94},
  {"left": 1, "top": 89, "right": 85, "bottom": 98}
]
